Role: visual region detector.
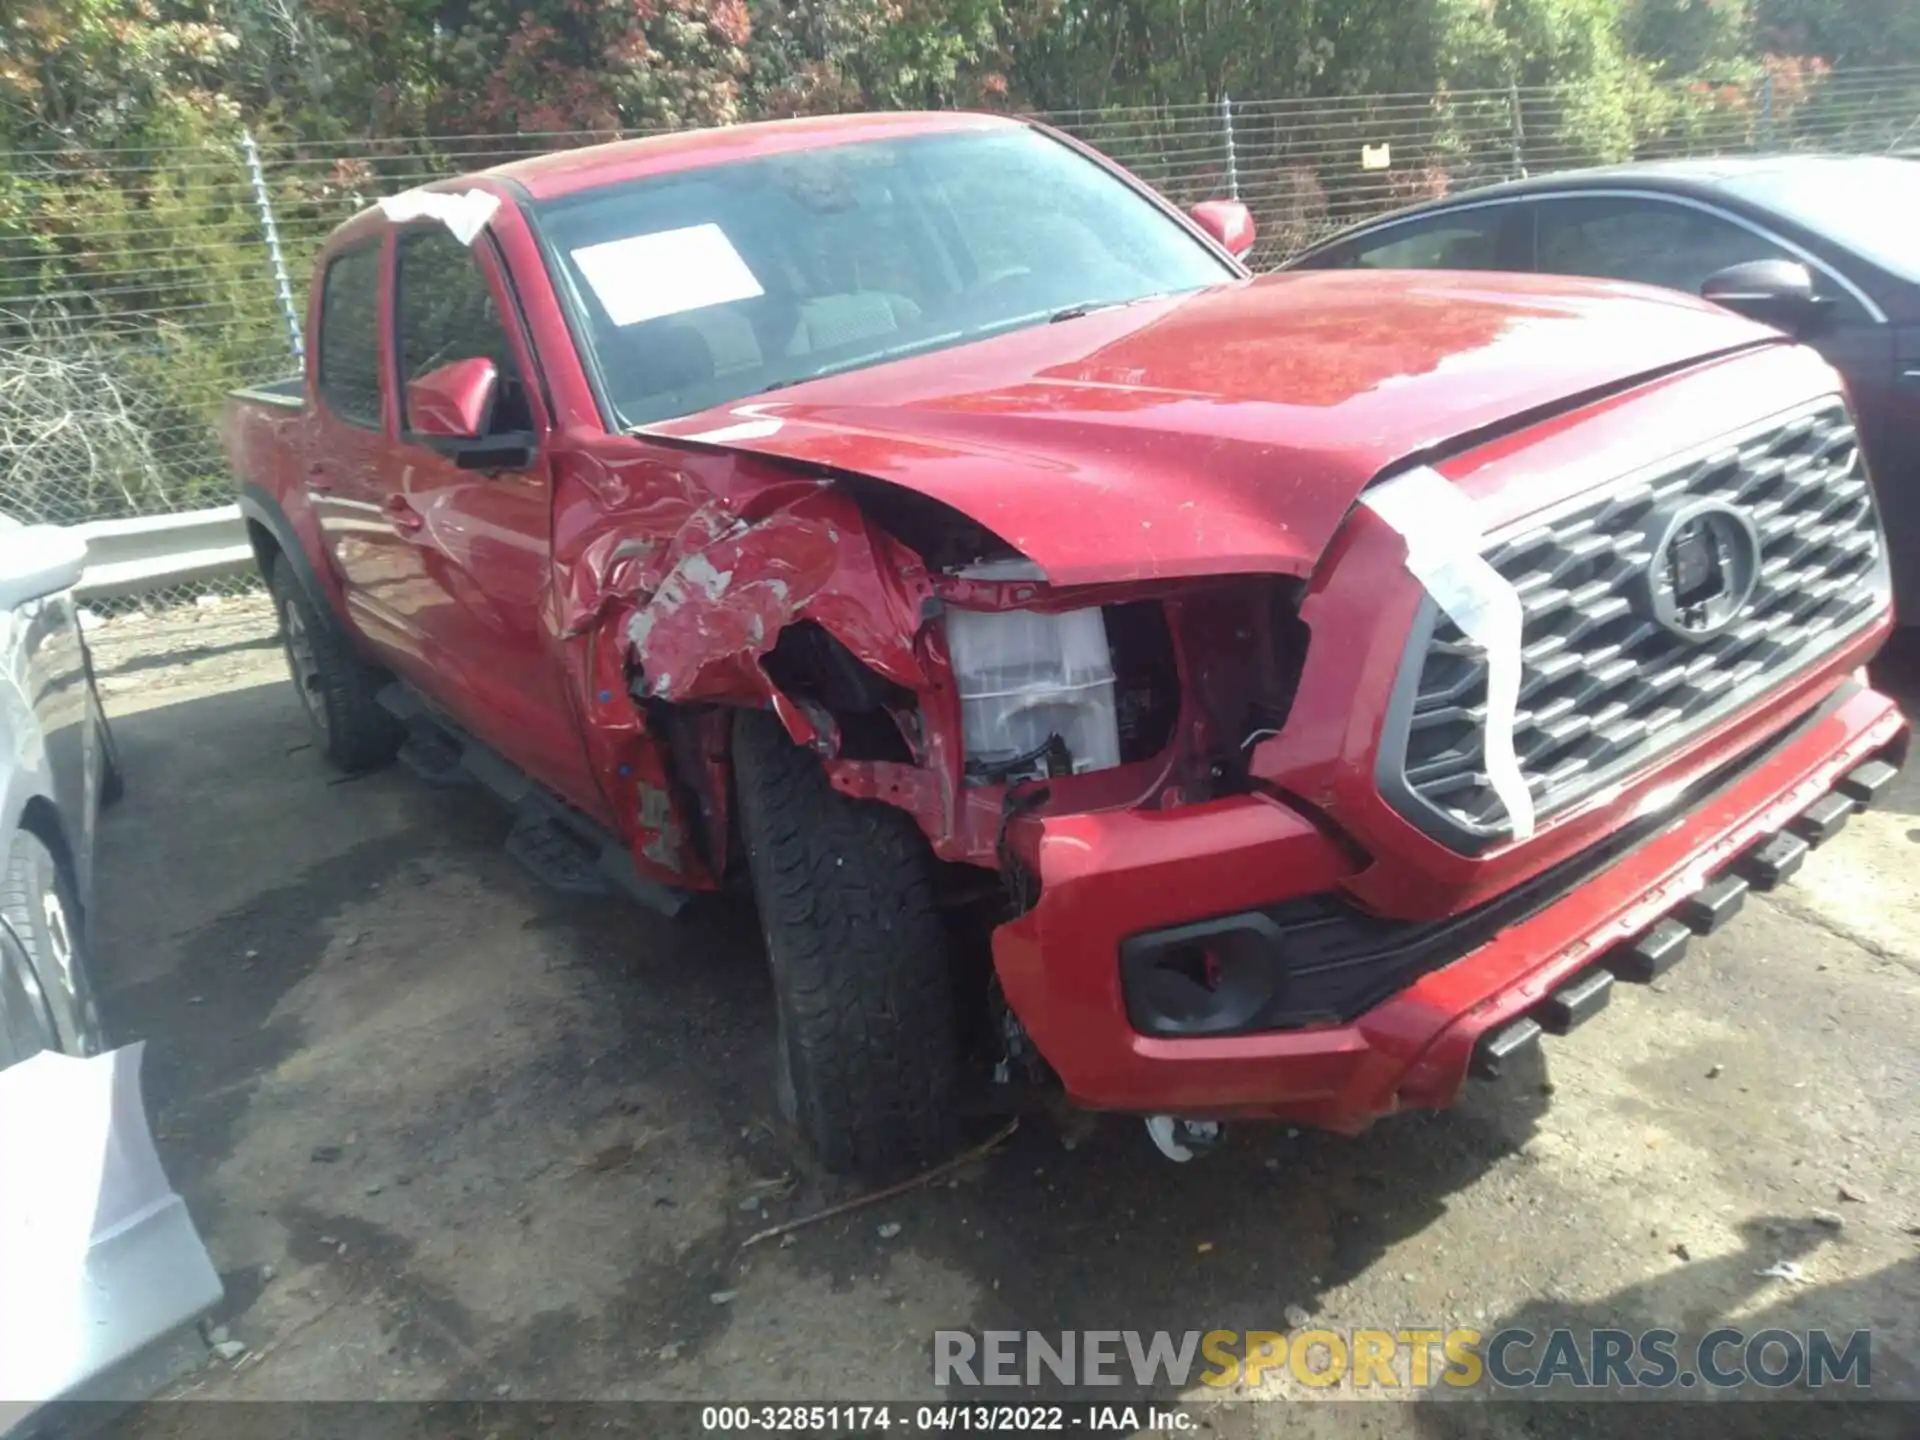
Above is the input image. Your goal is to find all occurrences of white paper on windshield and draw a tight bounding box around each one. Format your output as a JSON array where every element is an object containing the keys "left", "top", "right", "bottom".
[{"left": 571, "top": 224, "right": 764, "bottom": 327}]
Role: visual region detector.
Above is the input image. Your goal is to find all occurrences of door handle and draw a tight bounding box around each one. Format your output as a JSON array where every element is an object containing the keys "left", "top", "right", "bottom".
[
  {"left": 306, "top": 462, "right": 334, "bottom": 493},
  {"left": 383, "top": 494, "right": 425, "bottom": 533}
]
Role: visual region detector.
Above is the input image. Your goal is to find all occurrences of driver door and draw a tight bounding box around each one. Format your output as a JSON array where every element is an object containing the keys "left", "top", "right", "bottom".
[{"left": 379, "top": 225, "right": 612, "bottom": 823}]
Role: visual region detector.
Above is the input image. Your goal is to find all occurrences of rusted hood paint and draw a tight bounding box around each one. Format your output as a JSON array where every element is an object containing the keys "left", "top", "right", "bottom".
[{"left": 644, "top": 269, "right": 1780, "bottom": 585}]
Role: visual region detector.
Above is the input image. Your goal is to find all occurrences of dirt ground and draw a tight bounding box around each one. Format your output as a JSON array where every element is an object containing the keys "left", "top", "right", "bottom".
[{"left": 80, "top": 596, "right": 1920, "bottom": 1435}]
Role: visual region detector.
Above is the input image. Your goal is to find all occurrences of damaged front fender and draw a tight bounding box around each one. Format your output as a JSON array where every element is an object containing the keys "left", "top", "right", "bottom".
[
  {"left": 625, "top": 488, "right": 935, "bottom": 709},
  {"left": 549, "top": 433, "right": 951, "bottom": 888}
]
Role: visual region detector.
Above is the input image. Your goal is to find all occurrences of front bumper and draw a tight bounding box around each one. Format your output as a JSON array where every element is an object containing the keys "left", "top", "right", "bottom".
[{"left": 990, "top": 677, "right": 1906, "bottom": 1130}]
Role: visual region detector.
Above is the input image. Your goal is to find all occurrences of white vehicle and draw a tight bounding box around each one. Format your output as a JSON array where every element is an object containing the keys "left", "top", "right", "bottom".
[
  {"left": 0, "top": 521, "right": 118, "bottom": 1065},
  {"left": 0, "top": 523, "right": 220, "bottom": 1427}
]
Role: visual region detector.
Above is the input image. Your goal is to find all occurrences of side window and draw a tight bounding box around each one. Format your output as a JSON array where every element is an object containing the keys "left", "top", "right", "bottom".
[
  {"left": 1537, "top": 197, "right": 1789, "bottom": 294},
  {"left": 1320, "top": 210, "right": 1510, "bottom": 271},
  {"left": 316, "top": 245, "right": 382, "bottom": 428},
  {"left": 394, "top": 229, "right": 533, "bottom": 434}
]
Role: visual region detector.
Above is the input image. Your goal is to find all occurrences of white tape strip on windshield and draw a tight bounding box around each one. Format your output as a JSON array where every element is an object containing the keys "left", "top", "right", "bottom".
[
  {"left": 377, "top": 188, "right": 501, "bottom": 246},
  {"left": 1363, "top": 466, "right": 1535, "bottom": 842}
]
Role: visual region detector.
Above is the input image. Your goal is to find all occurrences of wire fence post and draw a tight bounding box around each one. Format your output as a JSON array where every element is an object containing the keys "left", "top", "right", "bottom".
[
  {"left": 1508, "top": 80, "right": 1529, "bottom": 179},
  {"left": 242, "top": 128, "right": 304, "bottom": 364},
  {"left": 1759, "top": 71, "right": 1777, "bottom": 151},
  {"left": 1221, "top": 93, "right": 1240, "bottom": 200}
]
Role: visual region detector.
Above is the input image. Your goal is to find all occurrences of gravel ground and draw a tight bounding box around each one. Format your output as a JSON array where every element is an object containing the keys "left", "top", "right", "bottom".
[{"left": 79, "top": 599, "right": 1920, "bottom": 1436}]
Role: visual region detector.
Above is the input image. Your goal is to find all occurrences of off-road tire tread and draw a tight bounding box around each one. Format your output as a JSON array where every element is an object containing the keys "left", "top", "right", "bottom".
[
  {"left": 269, "top": 554, "right": 401, "bottom": 773},
  {"left": 734, "top": 709, "right": 957, "bottom": 1175},
  {"left": 1, "top": 830, "right": 101, "bottom": 1054}
]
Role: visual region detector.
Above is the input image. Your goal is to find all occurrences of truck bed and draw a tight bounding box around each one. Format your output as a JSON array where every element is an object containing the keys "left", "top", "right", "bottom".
[{"left": 230, "top": 376, "right": 304, "bottom": 410}]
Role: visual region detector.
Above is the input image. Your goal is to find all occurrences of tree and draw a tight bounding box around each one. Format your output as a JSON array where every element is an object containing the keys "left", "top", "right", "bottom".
[
  {"left": 1755, "top": 0, "right": 1920, "bottom": 69},
  {"left": 0, "top": 0, "right": 237, "bottom": 148}
]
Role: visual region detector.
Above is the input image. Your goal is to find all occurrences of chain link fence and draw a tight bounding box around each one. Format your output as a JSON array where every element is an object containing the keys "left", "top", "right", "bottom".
[{"left": 4, "top": 64, "right": 1918, "bottom": 620}]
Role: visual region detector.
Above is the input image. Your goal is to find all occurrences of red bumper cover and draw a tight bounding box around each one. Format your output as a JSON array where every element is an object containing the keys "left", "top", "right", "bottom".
[{"left": 991, "top": 678, "right": 1905, "bottom": 1130}]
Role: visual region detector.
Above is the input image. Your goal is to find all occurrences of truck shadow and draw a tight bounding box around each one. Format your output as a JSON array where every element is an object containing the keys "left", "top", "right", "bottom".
[
  {"left": 79, "top": 674, "right": 1626, "bottom": 1404},
  {"left": 784, "top": 1054, "right": 1554, "bottom": 1388},
  {"left": 1415, "top": 1238, "right": 1918, "bottom": 1439},
  {"left": 1868, "top": 628, "right": 1920, "bottom": 714}
]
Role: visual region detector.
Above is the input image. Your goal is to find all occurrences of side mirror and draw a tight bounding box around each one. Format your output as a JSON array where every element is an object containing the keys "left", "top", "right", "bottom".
[
  {"left": 1701, "top": 260, "right": 1832, "bottom": 337},
  {"left": 0, "top": 525, "right": 88, "bottom": 612},
  {"left": 406, "top": 357, "right": 499, "bottom": 441},
  {"left": 1190, "top": 200, "right": 1256, "bottom": 260}
]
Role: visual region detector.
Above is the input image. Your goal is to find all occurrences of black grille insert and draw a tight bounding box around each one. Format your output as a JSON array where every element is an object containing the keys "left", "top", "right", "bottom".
[
  {"left": 1384, "top": 398, "right": 1886, "bottom": 852},
  {"left": 1120, "top": 684, "right": 1870, "bottom": 1036}
]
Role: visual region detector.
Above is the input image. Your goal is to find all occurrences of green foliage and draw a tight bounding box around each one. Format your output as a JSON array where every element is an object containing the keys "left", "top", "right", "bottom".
[
  {"left": 1, "top": 0, "right": 1918, "bottom": 526},
  {"left": 1756, "top": 0, "right": 1920, "bottom": 71},
  {"left": 1625, "top": 0, "right": 1753, "bottom": 76}
]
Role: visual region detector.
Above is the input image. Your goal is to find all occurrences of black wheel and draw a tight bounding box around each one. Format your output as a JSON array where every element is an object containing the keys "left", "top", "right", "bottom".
[
  {"left": 0, "top": 927, "right": 60, "bottom": 1068},
  {"left": 0, "top": 829, "right": 102, "bottom": 1061},
  {"left": 268, "top": 553, "right": 401, "bottom": 772},
  {"left": 733, "top": 708, "right": 958, "bottom": 1174}
]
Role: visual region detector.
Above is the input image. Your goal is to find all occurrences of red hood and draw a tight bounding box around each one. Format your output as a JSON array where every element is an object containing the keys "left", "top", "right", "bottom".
[{"left": 645, "top": 270, "right": 1782, "bottom": 585}]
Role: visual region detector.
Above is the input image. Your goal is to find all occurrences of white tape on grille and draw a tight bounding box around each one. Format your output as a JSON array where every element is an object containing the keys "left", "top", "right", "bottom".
[{"left": 1364, "top": 467, "right": 1535, "bottom": 842}]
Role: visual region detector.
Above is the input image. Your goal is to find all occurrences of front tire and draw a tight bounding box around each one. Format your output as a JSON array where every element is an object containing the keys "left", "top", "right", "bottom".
[
  {"left": 733, "top": 709, "right": 958, "bottom": 1175},
  {"left": 268, "top": 553, "right": 401, "bottom": 773},
  {"left": 0, "top": 830, "right": 102, "bottom": 1060}
]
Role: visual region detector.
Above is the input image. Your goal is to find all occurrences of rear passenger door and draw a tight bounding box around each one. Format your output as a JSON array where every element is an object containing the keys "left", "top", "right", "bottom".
[
  {"left": 1530, "top": 193, "right": 1894, "bottom": 445},
  {"left": 1531, "top": 191, "right": 1902, "bottom": 592},
  {"left": 1531, "top": 195, "right": 1808, "bottom": 294},
  {"left": 308, "top": 240, "right": 422, "bottom": 661},
  {"left": 382, "top": 225, "right": 613, "bottom": 823}
]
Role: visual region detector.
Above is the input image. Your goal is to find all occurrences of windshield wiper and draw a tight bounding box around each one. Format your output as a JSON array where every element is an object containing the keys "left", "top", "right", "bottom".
[
  {"left": 746, "top": 291, "right": 1185, "bottom": 399},
  {"left": 1048, "top": 299, "right": 1126, "bottom": 323},
  {"left": 1048, "top": 289, "right": 1193, "bottom": 323},
  {"left": 755, "top": 327, "right": 971, "bottom": 395}
]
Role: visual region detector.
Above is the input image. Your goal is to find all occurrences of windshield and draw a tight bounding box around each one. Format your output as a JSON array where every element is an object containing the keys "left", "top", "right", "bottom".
[
  {"left": 1716, "top": 158, "right": 1920, "bottom": 284},
  {"left": 533, "top": 127, "right": 1234, "bottom": 428}
]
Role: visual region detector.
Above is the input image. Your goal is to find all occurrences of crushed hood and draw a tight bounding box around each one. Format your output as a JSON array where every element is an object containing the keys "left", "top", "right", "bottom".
[{"left": 644, "top": 270, "right": 1781, "bottom": 585}]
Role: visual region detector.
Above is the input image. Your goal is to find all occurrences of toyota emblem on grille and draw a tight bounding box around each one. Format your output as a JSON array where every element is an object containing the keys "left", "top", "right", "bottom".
[{"left": 1640, "top": 499, "right": 1761, "bottom": 641}]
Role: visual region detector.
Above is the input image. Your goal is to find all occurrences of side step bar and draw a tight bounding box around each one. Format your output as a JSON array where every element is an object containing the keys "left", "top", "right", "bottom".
[{"left": 376, "top": 683, "right": 690, "bottom": 917}]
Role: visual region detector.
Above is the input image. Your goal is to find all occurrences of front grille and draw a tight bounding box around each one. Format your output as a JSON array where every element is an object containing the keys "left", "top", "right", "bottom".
[{"left": 1385, "top": 397, "right": 1886, "bottom": 851}]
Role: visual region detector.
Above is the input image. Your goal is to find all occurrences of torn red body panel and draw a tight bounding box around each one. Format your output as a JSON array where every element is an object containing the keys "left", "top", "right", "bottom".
[
  {"left": 547, "top": 429, "right": 949, "bottom": 886},
  {"left": 624, "top": 489, "right": 932, "bottom": 706}
]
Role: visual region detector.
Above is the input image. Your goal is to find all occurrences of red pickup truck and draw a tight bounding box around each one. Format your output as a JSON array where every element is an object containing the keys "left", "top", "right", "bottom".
[{"left": 226, "top": 111, "right": 1907, "bottom": 1174}]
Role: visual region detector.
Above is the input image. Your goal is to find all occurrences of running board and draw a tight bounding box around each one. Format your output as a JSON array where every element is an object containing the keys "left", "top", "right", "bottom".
[{"left": 376, "top": 684, "right": 688, "bottom": 917}]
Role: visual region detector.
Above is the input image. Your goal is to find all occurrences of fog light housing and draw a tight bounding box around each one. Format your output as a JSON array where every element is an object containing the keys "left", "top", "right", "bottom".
[{"left": 1120, "top": 915, "right": 1284, "bottom": 1036}]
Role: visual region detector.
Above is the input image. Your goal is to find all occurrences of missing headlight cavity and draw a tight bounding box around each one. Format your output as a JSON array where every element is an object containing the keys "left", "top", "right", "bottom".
[
  {"left": 1175, "top": 579, "right": 1309, "bottom": 779},
  {"left": 945, "top": 599, "right": 1182, "bottom": 785},
  {"left": 1105, "top": 601, "right": 1179, "bottom": 763}
]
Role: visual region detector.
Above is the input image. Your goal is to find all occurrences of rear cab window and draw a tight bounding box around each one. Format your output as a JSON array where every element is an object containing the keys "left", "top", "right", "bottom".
[{"left": 315, "top": 243, "right": 383, "bottom": 428}]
